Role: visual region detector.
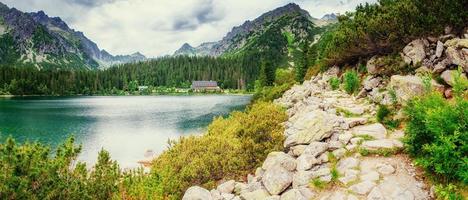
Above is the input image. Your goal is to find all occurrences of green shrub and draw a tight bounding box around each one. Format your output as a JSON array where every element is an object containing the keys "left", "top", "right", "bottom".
[
  {"left": 147, "top": 102, "right": 287, "bottom": 199},
  {"left": 253, "top": 83, "right": 294, "bottom": 102},
  {"left": 343, "top": 70, "right": 360, "bottom": 94},
  {"left": 329, "top": 77, "right": 340, "bottom": 90},
  {"left": 434, "top": 184, "right": 465, "bottom": 200},
  {"left": 404, "top": 92, "right": 467, "bottom": 183},
  {"left": 0, "top": 137, "right": 121, "bottom": 200},
  {"left": 313, "top": 0, "right": 468, "bottom": 67},
  {"left": 377, "top": 105, "right": 391, "bottom": 122}
]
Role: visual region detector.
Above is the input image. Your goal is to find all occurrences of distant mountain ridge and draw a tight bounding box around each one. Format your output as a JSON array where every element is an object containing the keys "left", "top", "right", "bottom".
[
  {"left": 0, "top": 3, "right": 146, "bottom": 69},
  {"left": 174, "top": 3, "right": 337, "bottom": 58}
]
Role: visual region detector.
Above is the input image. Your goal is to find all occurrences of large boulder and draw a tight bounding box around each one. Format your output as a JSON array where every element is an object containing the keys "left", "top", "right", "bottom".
[
  {"left": 262, "top": 152, "right": 297, "bottom": 171},
  {"left": 435, "top": 41, "right": 444, "bottom": 58},
  {"left": 361, "top": 139, "right": 403, "bottom": 151},
  {"left": 262, "top": 166, "right": 293, "bottom": 195},
  {"left": 240, "top": 189, "right": 270, "bottom": 200},
  {"left": 441, "top": 70, "right": 468, "bottom": 86},
  {"left": 445, "top": 39, "right": 468, "bottom": 72},
  {"left": 349, "top": 181, "right": 377, "bottom": 195},
  {"left": 401, "top": 39, "right": 427, "bottom": 65},
  {"left": 183, "top": 186, "right": 213, "bottom": 200},
  {"left": 367, "top": 56, "right": 385, "bottom": 75},
  {"left": 284, "top": 110, "right": 337, "bottom": 148},
  {"left": 389, "top": 75, "right": 444, "bottom": 102},
  {"left": 351, "top": 123, "right": 387, "bottom": 139},
  {"left": 217, "top": 180, "right": 236, "bottom": 194},
  {"left": 280, "top": 188, "right": 315, "bottom": 200},
  {"left": 363, "top": 76, "right": 382, "bottom": 91}
]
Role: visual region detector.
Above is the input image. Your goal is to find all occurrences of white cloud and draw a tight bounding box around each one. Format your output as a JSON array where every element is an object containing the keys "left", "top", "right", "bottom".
[{"left": 1, "top": 0, "right": 377, "bottom": 57}]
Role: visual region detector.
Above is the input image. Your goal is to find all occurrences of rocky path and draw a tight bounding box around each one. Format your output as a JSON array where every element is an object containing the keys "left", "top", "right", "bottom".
[{"left": 183, "top": 70, "right": 432, "bottom": 200}]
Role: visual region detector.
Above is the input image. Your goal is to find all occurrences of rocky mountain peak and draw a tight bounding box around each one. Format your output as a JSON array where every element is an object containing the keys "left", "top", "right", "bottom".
[
  {"left": 321, "top": 13, "right": 338, "bottom": 21},
  {"left": 174, "top": 3, "right": 317, "bottom": 57}
]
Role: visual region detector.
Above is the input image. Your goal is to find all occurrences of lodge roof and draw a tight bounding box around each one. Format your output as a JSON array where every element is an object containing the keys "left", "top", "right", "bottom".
[{"left": 191, "top": 81, "right": 218, "bottom": 88}]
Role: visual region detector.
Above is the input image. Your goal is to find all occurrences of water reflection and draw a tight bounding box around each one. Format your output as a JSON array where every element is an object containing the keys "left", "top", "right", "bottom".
[{"left": 0, "top": 95, "right": 251, "bottom": 168}]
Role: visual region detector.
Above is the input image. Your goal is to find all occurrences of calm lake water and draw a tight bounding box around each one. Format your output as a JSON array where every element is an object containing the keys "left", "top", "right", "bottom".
[{"left": 0, "top": 95, "right": 251, "bottom": 168}]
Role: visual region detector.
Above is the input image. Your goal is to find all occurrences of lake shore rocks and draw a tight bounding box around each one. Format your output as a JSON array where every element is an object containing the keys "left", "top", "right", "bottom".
[{"left": 183, "top": 67, "right": 431, "bottom": 200}]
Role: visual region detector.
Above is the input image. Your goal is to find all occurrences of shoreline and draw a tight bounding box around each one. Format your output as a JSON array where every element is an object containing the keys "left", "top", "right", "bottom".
[{"left": 0, "top": 92, "right": 253, "bottom": 98}]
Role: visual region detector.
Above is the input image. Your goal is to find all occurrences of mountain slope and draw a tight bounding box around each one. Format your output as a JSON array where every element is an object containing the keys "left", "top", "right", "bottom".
[
  {"left": 174, "top": 3, "right": 331, "bottom": 65},
  {"left": 0, "top": 3, "right": 146, "bottom": 69}
]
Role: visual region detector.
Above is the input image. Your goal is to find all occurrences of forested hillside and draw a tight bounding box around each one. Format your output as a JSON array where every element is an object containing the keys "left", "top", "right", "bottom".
[{"left": 0, "top": 55, "right": 260, "bottom": 95}]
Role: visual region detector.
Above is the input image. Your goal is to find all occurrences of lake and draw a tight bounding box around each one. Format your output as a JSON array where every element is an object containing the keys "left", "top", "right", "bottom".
[{"left": 0, "top": 95, "right": 251, "bottom": 169}]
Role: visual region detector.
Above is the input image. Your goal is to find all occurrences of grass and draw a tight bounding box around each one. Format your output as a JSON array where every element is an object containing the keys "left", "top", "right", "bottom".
[
  {"left": 310, "top": 178, "right": 327, "bottom": 190},
  {"left": 355, "top": 134, "right": 375, "bottom": 141},
  {"left": 336, "top": 107, "right": 361, "bottom": 117},
  {"left": 358, "top": 147, "right": 400, "bottom": 157}
]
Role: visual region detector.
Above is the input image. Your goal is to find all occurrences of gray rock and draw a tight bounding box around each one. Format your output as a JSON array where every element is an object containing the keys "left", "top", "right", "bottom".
[
  {"left": 221, "top": 193, "right": 235, "bottom": 200},
  {"left": 389, "top": 75, "right": 444, "bottom": 103},
  {"left": 368, "top": 187, "right": 385, "bottom": 200},
  {"left": 445, "top": 46, "right": 468, "bottom": 72},
  {"left": 363, "top": 76, "right": 382, "bottom": 91},
  {"left": 234, "top": 183, "right": 248, "bottom": 195},
  {"left": 211, "top": 189, "right": 223, "bottom": 200},
  {"left": 332, "top": 148, "right": 347, "bottom": 159},
  {"left": 335, "top": 105, "right": 365, "bottom": 115},
  {"left": 284, "top": 110, "right": 337, "bottom": 148},
  {"left": 349, "top": 181, "right": 377, "bottom": 195},
  {"left": 435, "top": 41, "right": 444, "bottom": 58},
  {"left": 337, "top": 157, "right": 360, "bottom": 172},
  {"left": 328, "top": 141, "right": 343, "bottom": 150},
  {"left": 280, "top": 189, "right": 311, "bottom": 200},
  {"left": 303, "top": 142, "right": 329, "bottom": 157},
  {"left": 433, "top": 59, "right": 450, "bottom": 73},
  {"left": 338, "top": 169, "right": 359, "bottom": 185},
  {"left": 338, "top": 132, "right": 354, "bottom": 144},
  {"left": 218, "top": 180, "right": 236, "bottom": 194},
  {"left": 361, "top": 139, "right": 403, "bottom": 151},
  {"left": 441, "top": 70, "right": 467, "bottom": 86},
  {"left": 262, "top": 166, "right": 293, "bottom": 195},
  {"left": 402, "top": 39, "right": 426, "bottom": 65},
  {"left": 240, "top": 189, "right": 270, "bottom": 200},
  {"left": 360, "top": 171, "right": 380, "bottom": 182},
  {"left": 343, "top": 118, "right": 368, "bottom": 129},
  {"left": 293, "top": 170, "right": 315, "bottom": 188},
  {"left": 288, "top": 145, "right": 307, "bottom": 157},
  {"left": 262, "top": 152, "right": 297, "bottom": 171},
  {"left": 352, "top": 123, "right": 387, "bottom": 140},
  {"left": 183, "top": 186, "right": 213, "bottom": 200},
  {"left": 265, "top": 195, "right": 280, "bottom": 200},
  {"left": 376, "top": 163, "right": 395, "bottom": 175},
  {"left": 296, "top": 154, "right": 320, "bottom": 171},
  {"left": 367, "top": 56, "right": 384, "bottom": 75}
]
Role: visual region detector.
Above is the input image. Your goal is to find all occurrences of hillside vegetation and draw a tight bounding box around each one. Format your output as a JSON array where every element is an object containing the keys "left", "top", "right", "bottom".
[
  {"left": 0, "top": 0, "right": 467, "bottom": 199},
  {"left": 308, "top": 0, "right": 468, "bottom": 68}
]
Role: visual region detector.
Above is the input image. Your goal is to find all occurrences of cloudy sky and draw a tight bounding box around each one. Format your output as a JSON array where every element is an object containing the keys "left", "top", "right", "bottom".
[{"left": 2, "top": 0, "right": 376, "bottom": 57}]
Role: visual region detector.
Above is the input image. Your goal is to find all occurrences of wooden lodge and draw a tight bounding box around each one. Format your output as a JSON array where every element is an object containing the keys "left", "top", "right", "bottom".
[{"left": 191, "top": 81, "right": 221, "bottom": 92}]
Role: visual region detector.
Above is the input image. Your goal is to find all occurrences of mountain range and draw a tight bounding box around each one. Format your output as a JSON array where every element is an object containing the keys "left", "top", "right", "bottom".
[
  {"left": 0, "top": 2, "right": 146, "bottom": 69},
  {"left": 174, "top": 3, "right": 337, "bottom": 58}
]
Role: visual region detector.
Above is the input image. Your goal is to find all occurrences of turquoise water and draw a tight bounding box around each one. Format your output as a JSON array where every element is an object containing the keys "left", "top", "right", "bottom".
[{"left": 0, "top": 95, "right": 251, "bottom": 169}]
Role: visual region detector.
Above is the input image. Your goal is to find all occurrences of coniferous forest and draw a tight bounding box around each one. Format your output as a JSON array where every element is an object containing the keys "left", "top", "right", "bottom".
[{"left": 0, "top": 55, "right": 266, "bottom": 95}]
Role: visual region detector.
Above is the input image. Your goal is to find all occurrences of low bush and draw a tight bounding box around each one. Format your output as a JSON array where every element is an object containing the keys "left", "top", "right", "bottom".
[
  {"left": 404, "top": 89, "right": 467, "bottom": 183},
  {"left": 376, "top": 104, "right": 400, "bottom": 129},
  {"left": 145, "top": 102, "right": 287, "bottom": 199},
  {"left": 0, "top": 137, "right": 121, "bottom": 200},
  {"left": 253, "top": 83, "right": 294, "bottom": 102},
  {"left": 343, "top": 70, "right": 360, "bottom": 94},
  {"left": 329, "top": 77, "right": 340, "bottom": 90}
]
